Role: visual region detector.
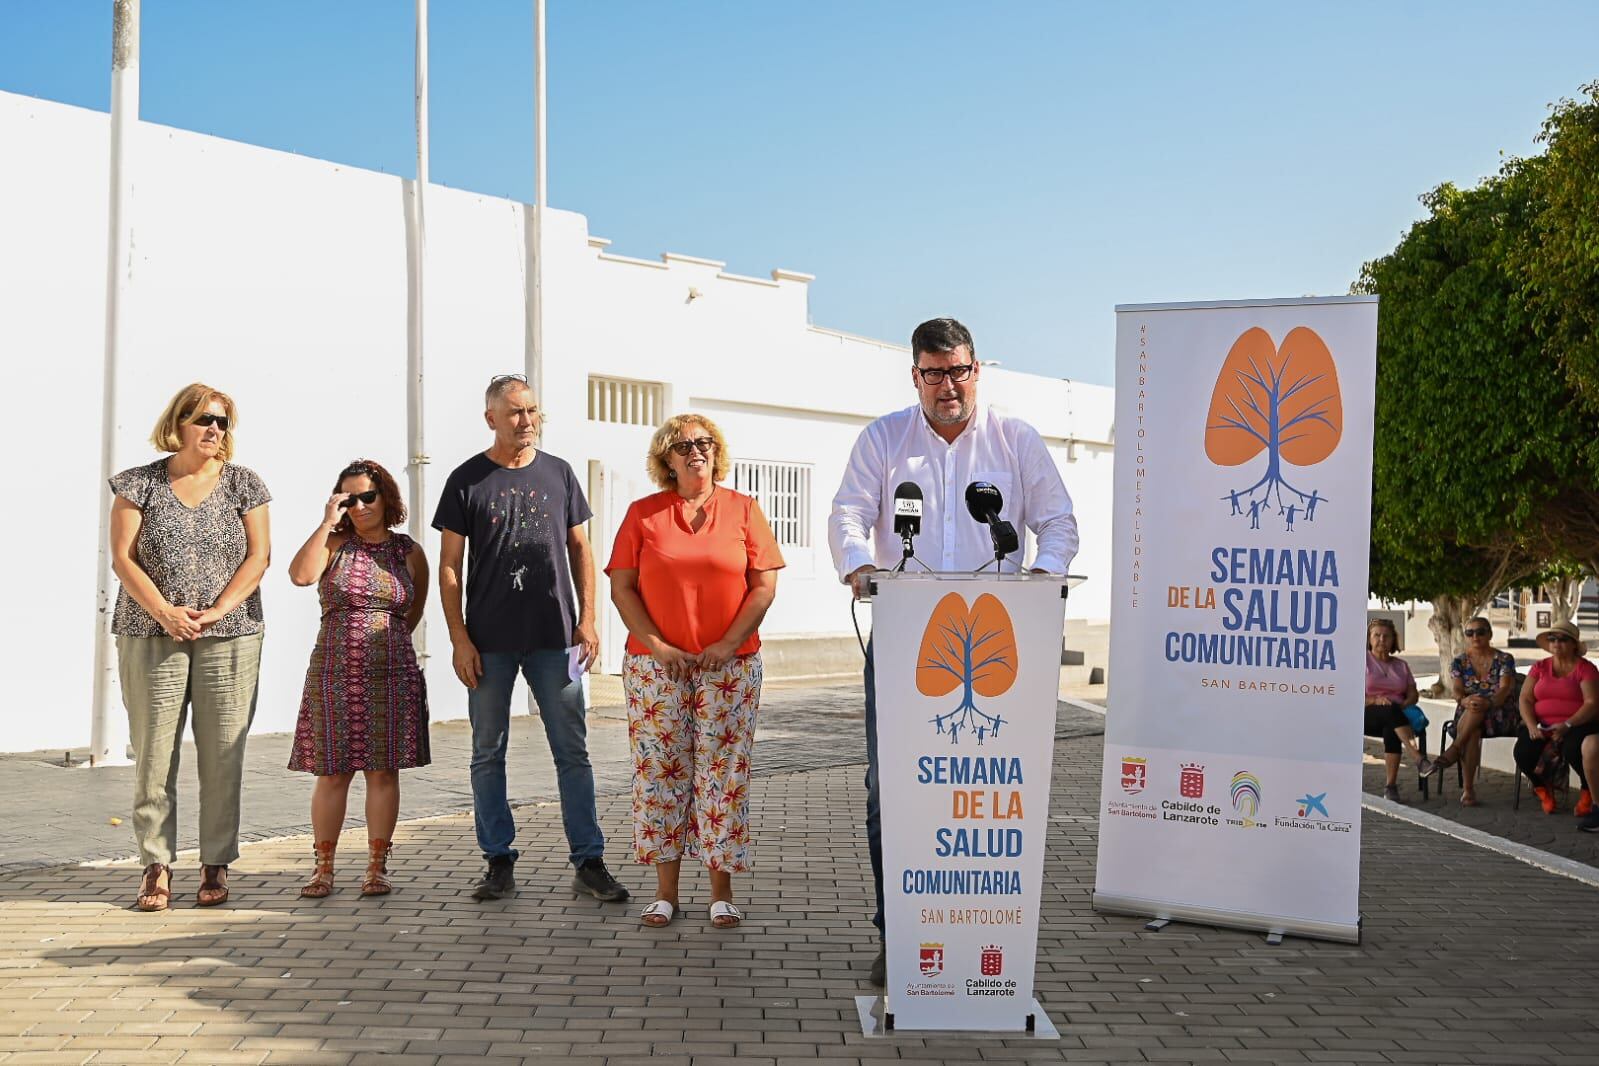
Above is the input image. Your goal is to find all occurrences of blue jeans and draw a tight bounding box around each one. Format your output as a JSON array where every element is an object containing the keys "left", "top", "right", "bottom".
[
  {"left": 863, "top": 639, "right": 884, "bottom": 934},
  {"left": 468, "top": 649, "right": 605, "bottom": 866}
]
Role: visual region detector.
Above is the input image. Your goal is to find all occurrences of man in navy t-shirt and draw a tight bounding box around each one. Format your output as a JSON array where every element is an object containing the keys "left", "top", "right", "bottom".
[{"left": 433, "top": 373, "right": 628, "bottom": 904}]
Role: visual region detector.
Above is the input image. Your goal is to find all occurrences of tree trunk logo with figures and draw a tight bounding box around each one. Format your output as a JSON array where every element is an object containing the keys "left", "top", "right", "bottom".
[
  {"left": 916, "top": 592, "right": 1019, "bottom": 745},
  {"left": 1206, "top": 327, "right": 1343, "bottom": 535}
]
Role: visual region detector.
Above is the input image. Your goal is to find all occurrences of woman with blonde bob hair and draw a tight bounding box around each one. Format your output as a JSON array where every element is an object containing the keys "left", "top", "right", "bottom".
[
  {"left": 606, "top": 412, "right": 784, "bottom": 928},
  {"left": 108, "top": 383, "right": 272, "bottom": 910}
]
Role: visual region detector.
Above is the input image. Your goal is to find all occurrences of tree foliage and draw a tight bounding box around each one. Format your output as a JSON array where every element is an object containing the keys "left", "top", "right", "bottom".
[
  {"left": 1355, "top": 164, "right": 1594, "bottom": 600},
  {"left": 1516, "top": 81, "right": 1599, "bottom": 431}
]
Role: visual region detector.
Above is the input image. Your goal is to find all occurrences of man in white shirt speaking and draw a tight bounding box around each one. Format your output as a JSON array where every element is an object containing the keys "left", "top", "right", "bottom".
[{"left": 827, "top": 317, "right": 1079, "bottom": 987}]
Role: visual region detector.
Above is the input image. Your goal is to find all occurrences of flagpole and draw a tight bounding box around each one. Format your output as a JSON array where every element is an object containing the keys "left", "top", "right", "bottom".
[
  {"left": 407, "top": 0, "right": 431, "bottom": 666},
  {"left": 89, "top": 0, "right": 141, "bottom": 768},
  {"left": 527, "top": 0, "right": 546, "bottom": 403}
]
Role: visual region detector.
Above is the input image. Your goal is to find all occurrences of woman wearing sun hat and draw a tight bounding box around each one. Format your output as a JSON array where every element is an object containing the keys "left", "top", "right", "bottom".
[{"left": 1515, "top": 619, "right": 1599, "bottom": 818}]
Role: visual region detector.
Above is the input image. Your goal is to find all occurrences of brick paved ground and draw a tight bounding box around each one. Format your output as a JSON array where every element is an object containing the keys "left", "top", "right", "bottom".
[
  {"left": 4, "top": 681, "right": 1599, "bottom": 1064},
  {"left": 1358, "top": 742, "right": 1599, "bottom": 866},
  {"left": 4, "top": 726, "right": 1599, "bottom": 1064}
]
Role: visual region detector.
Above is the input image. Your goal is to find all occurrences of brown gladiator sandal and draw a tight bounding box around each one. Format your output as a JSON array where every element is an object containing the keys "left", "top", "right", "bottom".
[
  {"left": 360, "top": 839, "right": 393, "bottom": 897},
  {"left": 196, "top": 864, "right": 230, "bottom": 907},
  {"left": 136, "top": 863, "right": 172, "bottom": 912},
  {"left": 300, "top": 841, "right": 336, "bottom": 898}
]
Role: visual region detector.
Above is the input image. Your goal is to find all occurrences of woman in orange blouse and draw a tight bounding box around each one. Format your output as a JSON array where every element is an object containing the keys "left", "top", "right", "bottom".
[{"left": 606, "top": 413, "right": 783, "bottom": 928}]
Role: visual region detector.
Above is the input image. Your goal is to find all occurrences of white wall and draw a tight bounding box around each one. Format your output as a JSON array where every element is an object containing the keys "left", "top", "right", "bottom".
[{"left": 0, "top": 90, "right": 1115, "bottom": 753}]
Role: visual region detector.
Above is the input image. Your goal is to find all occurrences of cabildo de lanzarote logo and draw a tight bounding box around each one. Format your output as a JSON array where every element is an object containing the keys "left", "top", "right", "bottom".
[
  {"left": 1205, "top": 326, "right": 1343, "bottom": 535},
  {"left": 916, "top": 592, "right": 1018, "bottom": 745}
]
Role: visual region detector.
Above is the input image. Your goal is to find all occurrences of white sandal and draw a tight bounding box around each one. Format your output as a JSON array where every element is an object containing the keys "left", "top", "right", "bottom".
[
  {"left": 709, "top": 900, "right": 743, "bottom": 928},
  {"left": 640, "top": 899, "right": 675, "bottom": 927}
]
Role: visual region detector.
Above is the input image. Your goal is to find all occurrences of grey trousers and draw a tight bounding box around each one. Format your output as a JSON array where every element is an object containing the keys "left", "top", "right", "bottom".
[{"left": 116, "top": 631, "right": 263, "bottom": 866}]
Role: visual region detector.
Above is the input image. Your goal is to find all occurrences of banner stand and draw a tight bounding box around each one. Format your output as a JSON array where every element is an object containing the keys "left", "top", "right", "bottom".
[
  {"left": 1094, "top": 296, "right": 1377, "bottom": 945},
  {"left": 1090, "top": 893, "right": 1362, "bottom": 945},
  {"left": 854, "top": 995, "right": 1061, "bottom": 1040}
]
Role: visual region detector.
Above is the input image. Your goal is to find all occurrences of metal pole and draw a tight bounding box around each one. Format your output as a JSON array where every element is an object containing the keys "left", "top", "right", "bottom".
[
  {"left": 527, "top": 0, "right": 546, "bottom": 403},
  {"left": 408, "top": 0, "right": 430, "bottom": 665},
  {"left": 89, "top": 0, "right": 140, "bottom": 768}
]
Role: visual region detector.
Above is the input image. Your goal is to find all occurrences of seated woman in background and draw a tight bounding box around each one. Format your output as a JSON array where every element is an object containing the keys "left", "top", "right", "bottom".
[
  {"left": 1364, "top": 618, "right": 1433, "bottom": 802},
  {"left": 1429, "top": 616, "right": 1518, "bottom": 806},
  {"left": 1515, "top": 620, "right": 1597, "bottom": 817}
]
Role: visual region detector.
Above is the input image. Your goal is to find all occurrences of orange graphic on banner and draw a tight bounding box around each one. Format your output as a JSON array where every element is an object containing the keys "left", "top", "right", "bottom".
[
  {"left": 916, "top": 592, "right": 1018, "bottom": 744},
  {"left": 1204, "top": 326, "right": 1342, "bottom": 532}
]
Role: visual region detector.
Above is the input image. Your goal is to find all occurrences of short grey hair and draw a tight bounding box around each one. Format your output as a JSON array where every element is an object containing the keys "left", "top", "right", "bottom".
[{"left": 485, "top": 373, "right": 532, "bottom": 408}]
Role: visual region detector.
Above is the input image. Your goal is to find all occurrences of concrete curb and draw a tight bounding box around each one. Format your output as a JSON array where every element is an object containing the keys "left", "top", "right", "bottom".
[{"left": 1362, "top": 792, "right": 1599, "bottom": 889}]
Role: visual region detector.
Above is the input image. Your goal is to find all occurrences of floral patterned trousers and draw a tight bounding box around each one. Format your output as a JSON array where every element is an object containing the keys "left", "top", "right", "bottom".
[{"left": 623, "top": 652, "right": 762, "bottom": 872}]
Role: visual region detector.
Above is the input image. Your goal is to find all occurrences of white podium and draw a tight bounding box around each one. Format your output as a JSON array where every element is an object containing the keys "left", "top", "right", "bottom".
[{"left": 856, "top": 571, "right": 1070, "bottom": 1037}]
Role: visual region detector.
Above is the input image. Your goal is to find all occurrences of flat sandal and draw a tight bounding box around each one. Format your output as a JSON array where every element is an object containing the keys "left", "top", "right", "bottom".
[
  {"left": 135, "top": 863, "right": 171, "bottom": 912},
  {"left": 196, "top": 864, "right": 229, "bottom": 907}
]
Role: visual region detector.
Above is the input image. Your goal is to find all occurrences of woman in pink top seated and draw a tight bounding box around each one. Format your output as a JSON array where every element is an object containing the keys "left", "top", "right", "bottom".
[
  {"left": 1364, "top": 618, "right": 1432, "bottom": 802},
  {"left": 1515, "top": 620, "right": 1599, "bottom": 823}
]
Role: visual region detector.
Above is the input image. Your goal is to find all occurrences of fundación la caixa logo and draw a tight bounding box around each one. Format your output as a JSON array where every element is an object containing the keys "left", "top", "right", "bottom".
[
  {"left": 1205, "top": 327, "right": 1343, "bottom": 536},
  {"left": 916, "top": 592, "right": 1019, "bottom": 745}
]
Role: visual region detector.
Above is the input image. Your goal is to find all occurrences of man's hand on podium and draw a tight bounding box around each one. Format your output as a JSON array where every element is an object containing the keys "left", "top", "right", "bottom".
[{"left": 844, "top": 565, "right": 879, "bottom": 600}]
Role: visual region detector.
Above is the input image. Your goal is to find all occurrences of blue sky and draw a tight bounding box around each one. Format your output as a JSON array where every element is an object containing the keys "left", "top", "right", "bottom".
[{"left": 4, "top": 1, "right": 1596, "bottom": 384}]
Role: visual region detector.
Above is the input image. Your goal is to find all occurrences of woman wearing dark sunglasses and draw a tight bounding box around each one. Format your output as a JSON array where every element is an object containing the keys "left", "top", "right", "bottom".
[
  {"left": 1514, "top": 620, "right": 1598, "bottom": 820},
  {"left": 1427, "top": 617, "right": 1518, "bottom": 806},
  {"left": 108, "top": 383, "right": 272, "bottom": 911},
  {"left": 287, "top": 459, "right": 431, "bottom": 897}
]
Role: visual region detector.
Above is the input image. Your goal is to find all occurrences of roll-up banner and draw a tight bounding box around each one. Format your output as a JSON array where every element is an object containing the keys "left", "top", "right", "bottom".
[
  {"left": 872, "top": 572, "right": 1067, "bottom": 1032},
  {"left": 1095, "top": 297, "right": 1377, "bottom": 943}
]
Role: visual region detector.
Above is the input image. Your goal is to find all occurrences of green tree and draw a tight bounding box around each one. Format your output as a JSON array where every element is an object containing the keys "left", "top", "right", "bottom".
[
  {"left": 1517, "top": 81, "right": 1599, "bottom": 426},
  {"left": 1355, "top": 164, "right": 1595, "bottom": 678}
]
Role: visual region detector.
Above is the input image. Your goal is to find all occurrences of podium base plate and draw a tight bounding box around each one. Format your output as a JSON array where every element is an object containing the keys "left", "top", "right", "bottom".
[{"left": 854, "top": 995, "right": 1059, "bottom": 1039}]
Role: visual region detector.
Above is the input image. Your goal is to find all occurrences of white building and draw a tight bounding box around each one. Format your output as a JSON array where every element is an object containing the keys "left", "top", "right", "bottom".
[{"left": 0, "top": 89, "right": 1115, "bottom": 754}]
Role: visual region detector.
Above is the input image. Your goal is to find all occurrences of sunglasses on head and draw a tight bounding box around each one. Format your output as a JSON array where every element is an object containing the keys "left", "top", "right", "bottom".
[
  {"left": 190, "top": 413, "right": 230, "bottom": 431},
  {"left": 340, "top": 490, "right": 380, "bottom": 508},
  {"left": 1463, "top": 627, "right": 1490, "bottom": 637},
  {"left": 669, "top": 437, "right": 716, "bottom": 457}
]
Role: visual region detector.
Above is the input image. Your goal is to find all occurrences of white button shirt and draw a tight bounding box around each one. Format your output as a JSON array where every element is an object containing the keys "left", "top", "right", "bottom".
[{"left": 828, "top": 403, "right": 1079, "bottom": 578}]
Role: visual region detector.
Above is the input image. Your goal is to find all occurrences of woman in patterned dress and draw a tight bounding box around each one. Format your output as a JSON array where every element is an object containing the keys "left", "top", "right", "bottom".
[
  {"left": 109, "top": 383, "right": 271, "bottom": 911},
  {"left": 1426, "top": 616, "right": 1518, "bottom": 806},
  {"left": 605, "top": 414, "right": 783, "bottom": 928},
  {"left": 288, "top": 459, "right": 430, "bottom": 897}
]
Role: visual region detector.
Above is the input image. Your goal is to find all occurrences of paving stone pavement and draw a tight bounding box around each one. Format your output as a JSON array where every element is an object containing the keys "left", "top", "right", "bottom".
[
  {"left": 4, "top": 683, "right": 1599, "bottom": 1064},
  {"left": 1358, "top": 741, "right": 1599, "bottom": 867},
  {"left": 0, "top": 681, "right": 1107, "bottom": 875}
]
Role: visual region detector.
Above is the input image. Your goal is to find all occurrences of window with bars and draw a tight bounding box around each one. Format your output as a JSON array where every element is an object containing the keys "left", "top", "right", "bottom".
[
  {"left": 587, "top": 375, "right": 665, "bottom": 426},
  {"left": 731, "top": 459, "right": 812, "bottom": 548}
]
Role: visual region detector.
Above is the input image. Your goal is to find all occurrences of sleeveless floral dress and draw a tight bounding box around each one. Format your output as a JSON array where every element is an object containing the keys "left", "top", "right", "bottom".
[{"left": 289, "top": 534, "right": 430, "bottom": 774}]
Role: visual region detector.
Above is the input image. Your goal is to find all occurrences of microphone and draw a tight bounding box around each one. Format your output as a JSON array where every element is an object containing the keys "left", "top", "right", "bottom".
[
  {"left": 965, "top": 481, "right": 1020, "bottom": 561},
  {"left": 893, "top": 482, "right": 923, "bottom": 538},
  {"left": 893, "top": 481, "right": 923, "bottom": 568}
]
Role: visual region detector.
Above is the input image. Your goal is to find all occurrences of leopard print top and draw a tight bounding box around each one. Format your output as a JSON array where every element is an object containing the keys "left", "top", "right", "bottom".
[{"left": 109, "top": 458, "right": 272, "bottom": 638}]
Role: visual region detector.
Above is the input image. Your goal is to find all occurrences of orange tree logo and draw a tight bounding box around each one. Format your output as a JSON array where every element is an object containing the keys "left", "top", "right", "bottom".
[
  {"left": 1205, "top": 326, "right": 1342, "bottom": 534},
  {"left": 916, "top": 592, "right": 1018, "bottom": 744}
]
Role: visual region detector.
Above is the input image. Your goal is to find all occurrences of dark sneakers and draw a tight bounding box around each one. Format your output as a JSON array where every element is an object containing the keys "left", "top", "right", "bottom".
[
  {"left": 572, "top": 858, "right": 630, "bottom": 902},
  {"left": 869, "top": 945, "right": 887, "bottom": 986},
  {"left": 472, "top": 855, "right": 516, "bottom": 901},
  {"left": 1579, "top": 810, "right": 1599, "bottom": 833}
]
